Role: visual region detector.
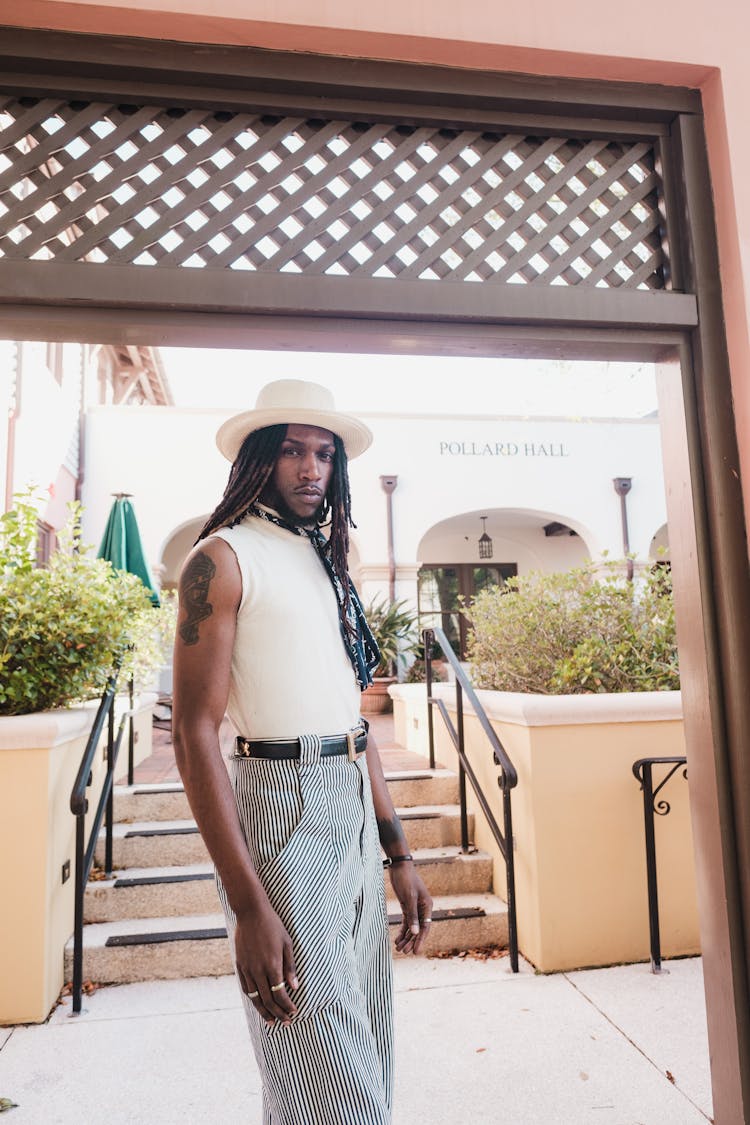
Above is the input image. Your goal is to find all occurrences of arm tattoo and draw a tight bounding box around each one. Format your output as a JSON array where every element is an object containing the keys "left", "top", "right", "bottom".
[
  {"left": 179, "top": 551, "right": 216, "bottom": 646},
  {"left": 377, "top": 815, "right": 408, "bottom": 852}
]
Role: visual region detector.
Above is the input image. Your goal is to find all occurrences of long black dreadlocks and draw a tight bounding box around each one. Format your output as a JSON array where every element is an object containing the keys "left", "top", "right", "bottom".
[
  {"left": 197, "top": 424, "right": 357, "bottom": 626},
  {"left": 197, "top": 424, "right": 286, "bottom": 541}
]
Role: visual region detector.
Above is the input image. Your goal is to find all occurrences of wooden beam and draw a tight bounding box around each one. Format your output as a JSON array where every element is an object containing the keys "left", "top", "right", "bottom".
[
  {"left": 0, "top": 27, "right": 702, "bottom": 124},
  {"left": 670, "top": 113, "right": 750, "bottom": 1122},
  {"left": 0, "top": 302, "right": 685, "bottom": 361},
  {"left": 0, "top": 261, "right": 699, "bottom": 331},
  {"left": 136, "top": 370, "right": 158, "bottom": 404},
  {"left": 124, "top": 345, "right": 144, "bottom": 368},
  {"left": 112, "top": 367, "right": 144, "bottom": 404}
]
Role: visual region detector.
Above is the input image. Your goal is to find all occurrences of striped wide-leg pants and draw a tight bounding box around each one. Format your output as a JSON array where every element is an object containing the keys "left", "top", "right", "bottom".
[{"left": 216, "top": 733, "right": 394, "bottom": 1125}]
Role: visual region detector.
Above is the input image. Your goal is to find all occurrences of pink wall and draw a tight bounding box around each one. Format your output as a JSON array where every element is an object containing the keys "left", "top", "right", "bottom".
[
  {"left": 3, "top": 3, "right": 748, "bottom": 1115},
  {"left": 5, "top": 1, "right": 750, "bottom": 506}
]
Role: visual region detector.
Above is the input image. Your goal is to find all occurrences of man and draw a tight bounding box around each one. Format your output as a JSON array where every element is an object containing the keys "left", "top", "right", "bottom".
[{"left": 172, "top": 378, "right": 432, "bottom": 1125}]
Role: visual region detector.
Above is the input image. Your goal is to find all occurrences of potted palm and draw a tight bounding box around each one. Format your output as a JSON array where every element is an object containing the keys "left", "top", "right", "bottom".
[{"left": 361, "top": 596, "right": 419, "bottom": 714}]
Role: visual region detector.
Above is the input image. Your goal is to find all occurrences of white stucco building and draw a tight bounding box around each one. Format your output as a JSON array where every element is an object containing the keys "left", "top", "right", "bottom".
[
  {"left": 2, "top": 343, "right": 666, "bottom": 659},
  {"left": 81, "top": 383, "right": 666, "bottom": 657}
]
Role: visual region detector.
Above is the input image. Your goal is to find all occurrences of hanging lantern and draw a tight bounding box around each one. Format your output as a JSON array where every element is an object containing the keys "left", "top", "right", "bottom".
[{"left": 478, "top": 516, "right": 493, "bottom": 560}]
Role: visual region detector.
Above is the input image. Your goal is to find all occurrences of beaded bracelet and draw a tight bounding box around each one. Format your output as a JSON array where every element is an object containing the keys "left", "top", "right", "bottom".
[{"left": 382, "top": 854, "right": 413, "bottom": 868}]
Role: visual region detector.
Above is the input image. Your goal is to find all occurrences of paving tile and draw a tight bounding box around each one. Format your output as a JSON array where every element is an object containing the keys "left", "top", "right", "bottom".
[
  {"left": 47, "top": 975, "right": 241, "bottom": 1024},
  {"left": 0, "top": 958, "right": 712, "bottom": 1125},
  {"left": 394, "top": 968, "right": 711, "bottom": 1125},
  {"left": 0, "top": 1007, "right": 258, "bottom": 1125},
  {"left": 393, "top": 951, "right": 532, "bottom": 992},
  {"left": 567, "top": 958, "right": 712, "bottom": 1120}
]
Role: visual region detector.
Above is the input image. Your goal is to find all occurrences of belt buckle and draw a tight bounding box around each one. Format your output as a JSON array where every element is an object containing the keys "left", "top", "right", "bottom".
[
  {"left": 235, "top": 737, "right": 252, "bottom": 758},
  {"left": 346, "top": 726, "right": 364, "bottom": 762}
]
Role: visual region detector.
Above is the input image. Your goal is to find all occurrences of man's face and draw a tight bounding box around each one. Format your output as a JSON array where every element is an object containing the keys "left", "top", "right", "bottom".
[{"left": 260, "top": 423, "right": 336, "bottom": 525}]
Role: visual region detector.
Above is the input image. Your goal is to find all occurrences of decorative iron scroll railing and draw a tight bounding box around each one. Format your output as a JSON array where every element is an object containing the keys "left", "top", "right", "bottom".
[
  {"left": 0, "top": 94, "right": 668, "bottom": 291},
  {"left": 632, "top": 755, "right": 689, "bottom": 973}
]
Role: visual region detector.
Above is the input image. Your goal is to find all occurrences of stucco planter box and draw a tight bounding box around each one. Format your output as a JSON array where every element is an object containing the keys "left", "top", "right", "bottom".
[
  {"left": 390, "top": 683, "right": 698, "bottom": 972},
  {"left": 0, "top": 692, "right": 156, "bottom": 1024}
]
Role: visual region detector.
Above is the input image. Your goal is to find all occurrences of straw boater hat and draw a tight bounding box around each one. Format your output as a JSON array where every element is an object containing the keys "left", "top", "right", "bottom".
[{"left": 216, "top": 379, "right": 373, "bottom": 462}]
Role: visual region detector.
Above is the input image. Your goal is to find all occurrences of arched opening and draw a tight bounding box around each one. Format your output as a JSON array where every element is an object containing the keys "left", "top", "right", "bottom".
[
  {"left": 649, "top": 522, "right": 670, "bottom": 564},
  {"left": 159, "top": 515, "right": 208, "bottom": 591},
  {"left": 416, "top": 507, "right": 593, "bottom": 657}
]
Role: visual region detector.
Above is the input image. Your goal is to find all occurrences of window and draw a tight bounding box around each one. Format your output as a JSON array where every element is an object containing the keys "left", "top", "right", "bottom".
[
  {"left": 417, "top": 562, "right": 517, "bottom": 660},
  {"left": 36, "top": 521, "right": 55, "bottom": 568}
]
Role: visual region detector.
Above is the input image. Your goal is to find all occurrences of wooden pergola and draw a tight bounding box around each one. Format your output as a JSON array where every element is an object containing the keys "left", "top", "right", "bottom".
[{"left": 1, "top": 27, "right": 750, "bottom": 1116}]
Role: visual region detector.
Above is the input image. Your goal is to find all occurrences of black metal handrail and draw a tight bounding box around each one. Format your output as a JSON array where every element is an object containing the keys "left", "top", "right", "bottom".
[
  {"left": 69, "top": 666, "right": 133, "bottom": 1014},
  {"left": 126, "top": 675, "right": 136, "bottom": 786},
  {"left": 632, "top": 755, "right": 688, "bottom": 973},
  {"left": 424, "top": 627, "right": 519, "bottom": 973}
]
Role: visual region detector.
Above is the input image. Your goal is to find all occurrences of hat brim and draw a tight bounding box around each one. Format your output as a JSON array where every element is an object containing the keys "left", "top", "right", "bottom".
[{"left": 216, "top": 407, "right": 373, "bottom": 462}]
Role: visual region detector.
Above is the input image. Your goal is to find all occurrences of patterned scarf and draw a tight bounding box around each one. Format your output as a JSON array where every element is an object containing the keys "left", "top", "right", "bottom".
[{"left": 247, "top": 504, "right": 381, "bottom": 689}]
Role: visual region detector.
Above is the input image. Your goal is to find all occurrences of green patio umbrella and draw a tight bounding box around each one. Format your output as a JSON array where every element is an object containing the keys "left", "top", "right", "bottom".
[{"left": 97, "top": 493, "right": 160, "bottom": 606}]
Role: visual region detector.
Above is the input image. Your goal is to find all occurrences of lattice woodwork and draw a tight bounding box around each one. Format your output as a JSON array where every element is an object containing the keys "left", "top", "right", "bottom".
[
  {"left": 0, "top": 95, "right": 668, "bottom": 289},
  {"left": 101, "top": 344, "right": 173, "bottom": 405}
]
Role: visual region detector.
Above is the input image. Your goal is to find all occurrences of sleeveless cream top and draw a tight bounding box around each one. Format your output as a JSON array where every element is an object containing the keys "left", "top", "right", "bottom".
[{"left": 213, "top": 511, "right": 361, "bottom": 740}]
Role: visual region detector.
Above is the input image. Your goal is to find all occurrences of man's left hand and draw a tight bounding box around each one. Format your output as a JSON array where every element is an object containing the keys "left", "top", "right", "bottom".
[{"left": 389, "top": 863, "right": 433, "bottom": 954}]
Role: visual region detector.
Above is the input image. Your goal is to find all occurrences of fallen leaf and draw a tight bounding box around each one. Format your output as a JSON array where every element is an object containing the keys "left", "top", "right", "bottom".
[
  {"left": 579, "top": 1071, "right": 589, "bottom": 1082},
  {"left": 476, "top": 1048, "right": 487, "bottom": 1053},
  {"left": 666, "top": 1070, "right": 675, "bottom": 1084},
  {"left": 429, "top": 945, "right": 507, "bottom": 962},
  {"left": 52, "top": 979, "right": 100, "bottom": 1010},
  {"left": 0, "top": 1098, "right": 18, "bottom": 1113}
]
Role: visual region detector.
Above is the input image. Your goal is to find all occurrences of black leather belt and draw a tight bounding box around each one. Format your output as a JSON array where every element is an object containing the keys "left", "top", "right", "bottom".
[{"left": 235, "top": 725, "right": 368, "bottom": 762}]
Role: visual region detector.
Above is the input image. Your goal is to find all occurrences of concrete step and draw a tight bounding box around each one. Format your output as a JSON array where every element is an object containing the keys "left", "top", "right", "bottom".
[
  {"left": 388, "top": 892, "right": 508, "bottom": 956},
  {"left": 95, "top": 819, "right": 208, "bottom": 870},
  {"left": 382, "top": 769, "right": 459, "bottom": 808},
  {"left": 85, "top": 864, "right": 220, "bottom": 923},
  {"left": 84, "top": 848, "right": 494, "bottom": 923},
  {"left": 96, "top": 807, "right": 473, "bottom": 869},
  {"left": 113, "top": 770, "right": 459, "bottom": 824},
  {"left": 114, "top": 783, "right": 191, "bottom": 824},
  {"left": 397, "top": 805, "right": 471, "bottom": 850},
  {"left": 66, "top": 913, "right": 233, "bottom": 984},
  {"left": 387, "top": 847, "right": 492, "bottom": 897},
  {"left": 65, "top": 894, "right": 508, "bottom": 984}
]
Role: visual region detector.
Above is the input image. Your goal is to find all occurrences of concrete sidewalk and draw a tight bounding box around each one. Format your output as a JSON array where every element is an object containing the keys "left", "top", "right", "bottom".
[{"left": 0, "top": 956, "right": 712, "bottom": 1124}]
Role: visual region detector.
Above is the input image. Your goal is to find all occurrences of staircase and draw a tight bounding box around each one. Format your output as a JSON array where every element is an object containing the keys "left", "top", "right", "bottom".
[{"left": 65, "top": 745, "right": 509, "bottom": 985}]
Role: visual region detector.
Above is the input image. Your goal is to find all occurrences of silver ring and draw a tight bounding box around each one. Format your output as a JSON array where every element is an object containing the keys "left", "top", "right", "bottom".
[
  {"left": 248, "top": 990, "right": 259, "bottom": 999},
  {"left": 424, "top": 918, "right": 432, "bottom": 924},
  {"left": 270, "top": 982, "right": 286, "bottom": 992}
]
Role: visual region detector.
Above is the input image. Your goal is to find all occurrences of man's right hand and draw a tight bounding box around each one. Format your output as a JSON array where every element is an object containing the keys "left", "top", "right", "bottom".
[{"left": 234, "top": 902, "right": 299, "bottom": 1025}]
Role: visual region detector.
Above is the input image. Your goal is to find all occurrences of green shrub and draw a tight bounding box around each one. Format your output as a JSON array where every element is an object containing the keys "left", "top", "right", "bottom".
[
  {"left": 466, "top": 561, "right": 679, "bottom": 694},
  {"left": 0, "top": 494, "right": 172, "bottom": 716}
]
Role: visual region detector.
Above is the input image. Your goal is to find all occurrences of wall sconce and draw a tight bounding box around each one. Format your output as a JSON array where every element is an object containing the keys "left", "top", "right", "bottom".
[
  {"left": 478, "top": 516, "right": 493, "bottom": 560},
  {"left": 613, "top": 477, "right": 633, "bottom": 581}
]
